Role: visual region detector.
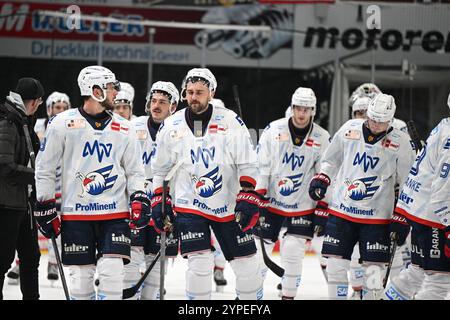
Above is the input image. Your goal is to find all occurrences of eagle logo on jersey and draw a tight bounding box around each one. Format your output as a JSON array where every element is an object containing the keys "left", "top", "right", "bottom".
[
  {"left": 76, "top": 165, "right": 118, "bottom": 197},
  {"left": 192, "top": 166, "right": 223, "bottom": 198},
  {"left": 346, "top": 176, "right": 379, "bottom": 201},
  {"left": 277, "top": 173, "right": 303, "bottom": 196}
]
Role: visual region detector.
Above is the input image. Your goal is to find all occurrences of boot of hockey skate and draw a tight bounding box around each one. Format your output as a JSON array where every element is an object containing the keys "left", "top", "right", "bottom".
[
  {"left": 277, "top": 283, "right": 282, "bottom": 297},
  {"left": 47, "top": 262, "right": 59, "bottom": 284},
  {"left": 214, "top": 267, "right": 227, "bottom": 292},
  {"left": 7, "top": 261, "right": 20, "bottom": 285}
]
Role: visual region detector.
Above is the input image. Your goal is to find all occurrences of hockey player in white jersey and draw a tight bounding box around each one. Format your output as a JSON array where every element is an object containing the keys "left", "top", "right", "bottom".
[
  {"left": 383, "top": 93, "right": 450, "bottom": 300},
  {"left": 309, "top": 93, "right": 415, "bottom": 300},
  {"left": 34, "top": 66, "right": 149, "bottom": 300},
  {"left": 124, "top": 81, "right": 180, "bottom": 300},
  {"left": 254, "top": 87, "right": 330, "bottom": 300},
  {"left": 113, "top": 82, "right": 135, "bottom": 121},
  {"left": 151, "top": 68, "right": 263, "bottom": 300}
]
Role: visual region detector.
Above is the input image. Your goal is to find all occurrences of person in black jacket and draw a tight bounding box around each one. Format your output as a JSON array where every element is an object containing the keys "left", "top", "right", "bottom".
[{"left": 0, "top": 78, "right": 44, "bottom": 300}]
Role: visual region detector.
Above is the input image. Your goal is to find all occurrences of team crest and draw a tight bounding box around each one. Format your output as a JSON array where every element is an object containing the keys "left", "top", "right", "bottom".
[
  {"left": 277, "top": 173, "right": 303, "bottom": 196},
  {"left": 76, "top": 165, "right": 118, "bottom": 197},
  {"left": 346, "top": 176, "right": 379, "bottom": 201},
  {"left": 192, "top": 166, "right": 222, "bottom": 198}
]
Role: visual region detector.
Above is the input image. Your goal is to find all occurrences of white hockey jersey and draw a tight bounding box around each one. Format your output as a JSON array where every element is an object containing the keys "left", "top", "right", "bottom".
[
  {"left": 151, "top": 106, "right": 258, "bottom": 222},
  {"left": 256, "top": 118, "right": 330, "bottom": 216},
  {"left": 396, "top": 118, "right": 450, "bottom": 228},
  {"left": 320, "top": 119, "right": 415, "bottom": 224},
  {"left": 131, "top": 116, "right": 156, "bottom": 195},
  {"left": 35, "top": 108, "right": 145, "bottom": 221}
]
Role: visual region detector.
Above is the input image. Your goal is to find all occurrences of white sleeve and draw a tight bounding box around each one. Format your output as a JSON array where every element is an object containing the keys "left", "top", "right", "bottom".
[
  {"left": 255, "top": 126, "right": 272, "bottom": 192},
  {"left": 395, "top": 134, "right": 416, "bottom": 188},
  {"left": 315, "top": 131, "right": 332, "bottom": 204},
  {"left": 428, "top": 126, "right": 450, "bottom": 226},
  {"left": 35, "top": 117, "right": 64, "bottom": 201},
  {"left": 151, "top": 121, "right": 176, "bottom": 192},
  {"left": 122, "top": 127, "right": 146, "bottom": 198},
  {"left": 320, "top": 128, "right": 344, "bottom": 180}
]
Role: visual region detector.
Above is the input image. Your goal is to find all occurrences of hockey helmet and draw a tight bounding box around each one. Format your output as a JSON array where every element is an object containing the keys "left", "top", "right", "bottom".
[
  {"left": 182, "top": 68, "right": 217, "bottom": 92},
  {"left": 114, "top": 82, "right": 135, "bottom": 108},
  {"left": 77, "top": 65, "right": 120, "bottom": 102},
  {"left": 367, "top": 93, "right": 396, "bottom": 123},
  {"left": 45, "top": 91, "right": 71, "bottom": 117},
  {"left": 291, "top": 87, "right": 316, "bottom": 116},
  {"left": 146, "top": 81, "right": 180, "bottom": 113}
]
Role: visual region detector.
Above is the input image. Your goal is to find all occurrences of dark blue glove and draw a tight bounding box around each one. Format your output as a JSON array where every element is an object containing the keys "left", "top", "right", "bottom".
[
  {"left": 129, "top": 191, "right": 151, "bottom": 230},
  {"left": 235, "top": 190, "right": 261, "bottom": 232},
  {"left": 309, "top": 173, "right": 331, "bottom": 201},
  {"left": 34, "top": 199, "right": 61, "bottom": 239},
  {"left": 389, "top": 212, "right": 410, "bottom": 246},
  {"left": 313, "top": 201, "right": 329, "bottom": 236},
  {"left": 150, "top": 188, "right": 175, "bottom": 233}
]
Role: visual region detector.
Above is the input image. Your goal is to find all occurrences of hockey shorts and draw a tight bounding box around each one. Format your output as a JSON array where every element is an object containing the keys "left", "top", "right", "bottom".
[
  {"left": 177, "top": 213, "right": 257, "bottom": 261},
  {"left": 61, "top": 219, "right": 131, "bottom": 265},
  {"left": 257, "top": 210, "right": 314, "bottom": 242},
  {"left": 321, "top": 215, "right": 390, "bottom": 263},
  {"left": 409, "top": 220, "right": 449, "bottom": 273}
]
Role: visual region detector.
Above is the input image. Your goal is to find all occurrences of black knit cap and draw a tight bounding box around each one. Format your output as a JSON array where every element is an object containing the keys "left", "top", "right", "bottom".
[{"left": 15, "top": 77, "right": 44, "bottom": 100}]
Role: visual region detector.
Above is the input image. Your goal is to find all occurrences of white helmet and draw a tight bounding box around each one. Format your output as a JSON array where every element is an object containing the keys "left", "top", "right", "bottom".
[
  {"left": 211, "top": 98, "right": 225, "bottom": 109},
  {"left": 447, "top": 92, "right": 450, "bottom": 110},
  {"left": 352, "top": 96, "right": 371, "bottom": 114},
  {"left": 45, "top": 91, "right": 71, "bottom": 117},
  {"left": 183, "top": 68, "right": 217, "bottom": 92},
  {"left": 291, "top": 87, "right": 316, "bottom": 115},
  {"left": 353, "top": 83, "right": 381, "bottom": 98},
  {"left": 367, "top": 93, "right": 396, "bottom": 123},
  {"left": 114, "top": 82, "right": 135, "bottom": 108},
  {"left": 146, "top": 81, "right": 180, "bottom": 113},
  {"left": 77, "top": 65, "right": 120, "bottom": 102}
]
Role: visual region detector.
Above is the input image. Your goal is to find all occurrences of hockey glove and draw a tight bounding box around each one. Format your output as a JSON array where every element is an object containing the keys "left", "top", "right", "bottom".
[
  {"left": 129, "top": 191, "right": 151, "bottom": 230},
  {"left": 309, "top": 173, "right": 331, "bottom": 201},
  {"left": 314, "top": 201, "right": 329, "bottom": 236},
  {"left": 34, "top": 199, "right": 61, "bottom": 239},
  {"left": 445, "top": 226, "right": 450, "bottom": 259},
  {"left": 151, "top": 188, "right": 175, "bottom": 233},
  {"left": 235, "top": 190, "right": 261, "bottom": 232},
  {"left": 389, "top": 212, "right": 410, "bottom": 246}
]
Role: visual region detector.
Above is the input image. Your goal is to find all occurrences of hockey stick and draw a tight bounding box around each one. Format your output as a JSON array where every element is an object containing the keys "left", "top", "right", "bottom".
[
  {"left": 122, "top": 250, "right": 161, "bottom": 299},
  {"left": 383, "top": 233, "right": 398, "bottom": 289},
  {"left": 122, "top": 160, "right": 183, "bottom": 299},
  {"left": 258, "top": 234, "right": 285, "bottom": 278},
  {"left": 406, "top": 120, "right": 424, "bottom": 153},
  {"left": 51, "top": 235, "right": 70, "bottom": 300},
  {"left": 232, "top": 85, "right": 243, "bottom": 119}
]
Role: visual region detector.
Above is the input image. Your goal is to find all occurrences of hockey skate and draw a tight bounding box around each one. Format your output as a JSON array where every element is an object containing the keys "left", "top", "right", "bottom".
[
  {"left": 214, "top": 267, "right": 227, "bottom": 293},
  {"left": 47, "top": 262, "right": 59, "bottom": 284},
  {"left": 6, "top": 263, "right": 20, "bottom": 285},
  {"left": 349, "top": 289, "right": 362, "bottom": 300}
]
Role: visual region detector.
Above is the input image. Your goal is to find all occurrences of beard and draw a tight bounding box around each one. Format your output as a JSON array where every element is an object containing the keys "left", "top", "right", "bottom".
[
  {"left": 100, "top": 98, "right": 115, "bottom": 111},
  {"left": 189, "top": 100, "right": 209, "bottom": 114}
]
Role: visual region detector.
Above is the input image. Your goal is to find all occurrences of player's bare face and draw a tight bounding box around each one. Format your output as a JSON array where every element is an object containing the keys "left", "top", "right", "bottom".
[
  {"left": 150, "top": 92, "right": 172, "bottom": 123},
  {"left": 113, "top": 103, "right": 131, "bottom": 120},
  {"left": 100, "top": 83, "right": 119, "bottom": 111},
  {"left": 367, "top": 119, "right": 390, "bottom": 134},
  {"left": 51, "top": 102, "right": 68, "bottom": 116},
  {"left": 292, "top": 105, "right": 313, "bottom": 128},
  {"left": 186, "top": 81, "right": 210, "bottom": 114}
]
